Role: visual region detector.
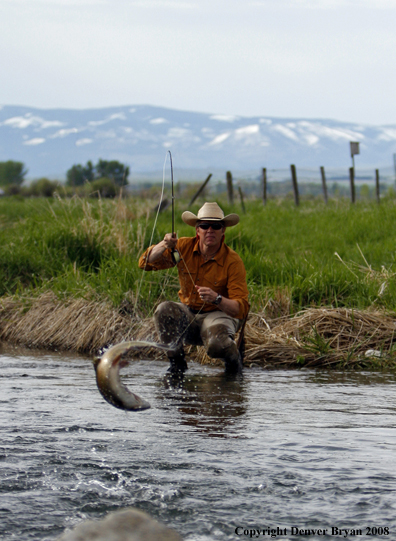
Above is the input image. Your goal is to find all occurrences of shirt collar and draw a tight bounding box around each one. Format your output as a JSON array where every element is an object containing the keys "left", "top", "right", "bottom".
[{"left": 193, "top": 237, "right": 226, "bottom": 266}]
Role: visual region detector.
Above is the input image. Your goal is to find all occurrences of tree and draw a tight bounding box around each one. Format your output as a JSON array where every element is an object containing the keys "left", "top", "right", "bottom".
[
  {"left": 95, "top": 159, "right": 129, "bottom": 186},
  {"left": 66, "top": 161, "right": 94, "bottom": 187},
  {"left": 66, "top": 159, "right": 129, "bottom": 187},
  {"left": 0, "top": 160, "right": 27, "bottom": 186}
]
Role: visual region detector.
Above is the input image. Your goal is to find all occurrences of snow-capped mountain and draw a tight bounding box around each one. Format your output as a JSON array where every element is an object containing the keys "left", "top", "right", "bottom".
[{"left": 0, "top": 104, "right": 395, "bottom": 180}]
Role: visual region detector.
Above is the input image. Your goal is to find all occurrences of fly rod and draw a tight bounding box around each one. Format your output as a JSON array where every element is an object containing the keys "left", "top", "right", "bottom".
[{"left": 169, "top": 150, "right": 180, "bottom": 264}]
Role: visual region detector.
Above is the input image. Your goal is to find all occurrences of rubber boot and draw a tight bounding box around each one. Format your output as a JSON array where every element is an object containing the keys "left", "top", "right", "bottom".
[
  {"left": 224, "top": 351, "right": 243, "bottom": 375},
  {"left": 167, "top": 350, "right": 188, "bottom": 375}
]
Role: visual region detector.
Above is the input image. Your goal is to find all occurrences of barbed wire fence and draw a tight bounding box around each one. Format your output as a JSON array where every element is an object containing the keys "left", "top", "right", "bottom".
[
  {"left": 190, "top": 165, "right": 396, "bottom": 205},
  {"left": 130, "top": 163, "right": 396, "bottom": 207}
]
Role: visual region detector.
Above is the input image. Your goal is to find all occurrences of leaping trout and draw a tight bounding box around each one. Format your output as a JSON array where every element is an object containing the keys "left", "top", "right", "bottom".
[{"left": 93, "top": 341, "right": 170, "bottom": 411}]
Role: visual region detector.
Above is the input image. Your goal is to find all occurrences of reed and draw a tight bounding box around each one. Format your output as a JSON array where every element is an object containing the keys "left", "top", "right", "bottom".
[
  {"left": 1, "top": 194, "right": 396, "bottom": 367},
  {"left": 1, "top": 292, "right": 395, "bottom": 370}
]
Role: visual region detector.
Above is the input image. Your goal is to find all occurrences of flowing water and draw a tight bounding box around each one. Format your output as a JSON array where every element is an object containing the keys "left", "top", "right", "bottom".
[{"left": 1, "top": 346, "right": 396, "bottom": 540}]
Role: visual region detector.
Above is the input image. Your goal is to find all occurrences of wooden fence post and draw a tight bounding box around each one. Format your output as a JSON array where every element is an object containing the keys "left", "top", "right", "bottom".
[
  {"left": 349, "top": 167, "right": 356, "bottom": 203},
  {"left": 375, "top": 169, "right": 380, "bottom": 204},
  {"left": 152, "top": 198, "right": 170, "bottom": 214},
  {"left": 262, "top": 167, "right": 267, "bottom": 205},
  {"left": 188, "top": 173, "right": 212, "bottom": 208},
  {"left": 290, "top": 164, "right": 299, "bottom": 206},
  {"left": 320, "top": 166, "right": 328, "bottom": 204},
  {"left": 226, "top": 171, "right": 234, "bottom": 205},
  {"left": 238, "top": 186, "right": 246, "bottom": 214}
]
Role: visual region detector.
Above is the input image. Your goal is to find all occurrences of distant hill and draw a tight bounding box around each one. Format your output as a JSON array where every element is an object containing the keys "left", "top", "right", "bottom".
[{"left": 0, "top": 104, "right": 395, "bottom": 181}]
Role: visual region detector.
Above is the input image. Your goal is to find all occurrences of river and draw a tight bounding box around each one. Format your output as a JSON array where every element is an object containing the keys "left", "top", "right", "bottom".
[{"left": 1, "top": 346, "right": 395, "bottom": 540}]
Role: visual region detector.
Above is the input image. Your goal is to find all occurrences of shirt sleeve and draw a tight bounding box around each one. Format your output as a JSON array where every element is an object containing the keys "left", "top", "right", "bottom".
[
  {"left": 226, "top": 257, "right": 250, "bottom": 319},
  {"left": 138, "top": 245, "right": 176, "bottom": 271}
]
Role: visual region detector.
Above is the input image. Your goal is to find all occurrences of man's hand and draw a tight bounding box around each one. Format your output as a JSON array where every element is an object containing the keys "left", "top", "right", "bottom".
[
  {"left": 163, "top": 233, "right": 178, "bottom": 250},
  {"left": 196, "top": 285, "right": 240, "bottom": 318},
  {"left": 147, "top": 233, "right": 178, "bottom": 262},
  {"left": 195, "top": 286, "right": 217, "bottom": 304}
]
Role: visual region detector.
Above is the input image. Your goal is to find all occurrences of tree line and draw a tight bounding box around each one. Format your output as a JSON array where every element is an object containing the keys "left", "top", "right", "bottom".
[{"left": 0, "top": 159, "right": 130, "bottom": 197}]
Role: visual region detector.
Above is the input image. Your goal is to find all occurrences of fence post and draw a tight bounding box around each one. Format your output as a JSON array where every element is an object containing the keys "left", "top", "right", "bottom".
[
  {"left": 349, "top": 167, "right": 356, "bottom": 203},
  {"left": 188, "top": 173, "right": 212, "bottom": 208},
  {"left": 226, "top": 171, "right": 234, "bottom": 205},
  {"left": 238, "top": 186, "right": 246, "bottom": 214},
  {"left": 375, "top": 169, "right": 380, "bottom": 204},
  {"left": 262, "top": 167, "right": 267, "bottom": 205},
  {"left": 393, "top": 153, "right": 396, "bottom": 189},
  {"left": 320, "top": 166, "right": 328, "bottom": 204},
  {"left": 290, "top": 164, "right": 299, "bottom": 206}
]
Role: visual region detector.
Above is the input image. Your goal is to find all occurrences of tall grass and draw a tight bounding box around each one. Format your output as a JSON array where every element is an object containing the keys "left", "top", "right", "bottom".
[
  {"left": 0, "top": 196, "right": 174, "bottom": 312},
  {"left": 1, "top": 195, "right": 396, "bottom": 316}
]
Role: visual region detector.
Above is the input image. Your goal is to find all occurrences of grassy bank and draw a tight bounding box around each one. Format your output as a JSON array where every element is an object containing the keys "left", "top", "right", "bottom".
[{"left": 1, "top": 194, "right": 396, "bottom": 367}]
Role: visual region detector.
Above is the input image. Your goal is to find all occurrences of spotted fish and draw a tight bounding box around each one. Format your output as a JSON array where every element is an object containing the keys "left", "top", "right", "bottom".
[{"left": 93, "top": 341, "right": 170, "bottom": 411}]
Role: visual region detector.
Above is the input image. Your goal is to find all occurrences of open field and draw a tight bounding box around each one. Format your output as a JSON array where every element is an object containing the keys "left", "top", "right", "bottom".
[{"left": 1, "top": 194, "right": 396, "bottom": 368}]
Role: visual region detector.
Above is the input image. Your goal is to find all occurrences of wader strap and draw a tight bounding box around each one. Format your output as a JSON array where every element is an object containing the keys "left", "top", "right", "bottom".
[{"left": 237, "top": 308, "right": 250, "bottom": 364}]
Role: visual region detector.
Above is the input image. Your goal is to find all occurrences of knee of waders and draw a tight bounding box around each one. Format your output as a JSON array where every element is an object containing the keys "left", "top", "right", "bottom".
[
  {"left": 204, "top": 324, "right": 235, "bottom": 359},
  {"left": 154, "top": 301, "right": 183, "bottom": 329},
  {"left": 154, "top": 302, "right": 189, "bottom": 350},
  {"left": 154, "top": 301, "right": 174, "bottom": 322}
]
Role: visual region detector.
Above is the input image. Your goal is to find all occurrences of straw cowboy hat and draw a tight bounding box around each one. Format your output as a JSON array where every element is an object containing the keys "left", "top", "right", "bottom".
[{"left": 182, "top": 202, "right": 239, "bottom": 228}]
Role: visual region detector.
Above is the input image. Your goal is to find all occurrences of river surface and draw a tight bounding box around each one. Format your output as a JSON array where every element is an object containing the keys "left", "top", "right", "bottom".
[{"left": 1, "top": 346, "right": 396, "bottom": 540}]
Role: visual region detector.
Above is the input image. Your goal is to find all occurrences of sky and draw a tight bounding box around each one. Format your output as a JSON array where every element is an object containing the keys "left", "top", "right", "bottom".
[{"left": 1, "top": 0, "right": 396, "bottom": 125}]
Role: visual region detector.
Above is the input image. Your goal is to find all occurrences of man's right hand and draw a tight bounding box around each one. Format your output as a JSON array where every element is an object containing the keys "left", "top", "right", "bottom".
[
  {"left": 146, "top": 233, "right": 178, "bottom": 263},
  {"left": 163, "top": 233, "right": 178, "bottom": 250}
]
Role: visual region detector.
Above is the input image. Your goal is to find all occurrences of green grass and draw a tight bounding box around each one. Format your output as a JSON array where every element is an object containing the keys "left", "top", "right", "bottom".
[{"left": 1, "top": 195, "right": 396, "bottom": 315}]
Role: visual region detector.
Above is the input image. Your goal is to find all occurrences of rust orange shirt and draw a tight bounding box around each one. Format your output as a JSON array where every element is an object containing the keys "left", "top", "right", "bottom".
[{"left": 138, "top": 236, "right": 249, "bottom": 319}]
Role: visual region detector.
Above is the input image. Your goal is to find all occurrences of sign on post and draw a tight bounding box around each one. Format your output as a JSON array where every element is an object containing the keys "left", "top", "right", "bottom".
[
  {"left": 350, "top": 141, "right": 360, "bottom": 172},
  {"left": 350, "top": 142, "right": 360, "bottom": 157},
  {"left": 393, "top": 153, "right": 396, "bottom": 187}
]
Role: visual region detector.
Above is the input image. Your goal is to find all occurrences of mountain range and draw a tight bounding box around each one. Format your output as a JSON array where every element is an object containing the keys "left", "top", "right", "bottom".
[{"left": 1, "top": 104, "right": 395, "bottom": 182}]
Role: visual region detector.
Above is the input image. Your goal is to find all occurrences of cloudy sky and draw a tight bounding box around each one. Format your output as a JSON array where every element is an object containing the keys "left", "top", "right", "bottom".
[{"left": 1, "top": 0, "right": 395, "bottom": 124}]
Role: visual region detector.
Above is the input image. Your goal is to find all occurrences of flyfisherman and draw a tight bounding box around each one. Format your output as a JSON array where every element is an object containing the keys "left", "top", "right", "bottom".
[{"left": 138, "top": 202, "right": 249, "bottom": 375}]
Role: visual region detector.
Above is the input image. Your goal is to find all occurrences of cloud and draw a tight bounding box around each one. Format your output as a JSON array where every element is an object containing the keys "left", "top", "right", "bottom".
[
  {"left": 75, "top": 138, "right": 93, "bottom": 146},
  {"left": 2, "top": 0, "right": 197, "bottom": 6},
  {"left": 2, "top": 0, "right": 107, "bottom": 5},
  {"left": 1, "top": 0, "right": 396, "bottom": 124},
  {"left": 124, "top": 1, "right": 196, "bottom": 7},
  {"left": 0, "top": 0, "right": 109, "bottom": 8},
  {"left": 249, "top": 0, "right": 396, "bottom": 8},
  {"left": 23, "top": 138, "right": 46, "bottom": 145}
]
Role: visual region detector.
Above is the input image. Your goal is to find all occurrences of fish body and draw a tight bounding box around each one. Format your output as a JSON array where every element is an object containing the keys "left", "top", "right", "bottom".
[{"left": 94, "top": 340, "right": 170, "bottom": 411}]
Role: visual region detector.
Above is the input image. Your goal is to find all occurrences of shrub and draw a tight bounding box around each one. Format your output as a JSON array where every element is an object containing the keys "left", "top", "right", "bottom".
[
  {"left": 85, "top": 177, "right": 119, "bottom": 198},
  {"left": 27, "top": 178, "right": 61, "bottom": 197}
]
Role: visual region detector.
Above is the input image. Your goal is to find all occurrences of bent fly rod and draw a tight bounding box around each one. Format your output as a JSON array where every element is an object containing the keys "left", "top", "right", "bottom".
[{"left": 169, "top": 150, "right": 181, "bottom": 264}]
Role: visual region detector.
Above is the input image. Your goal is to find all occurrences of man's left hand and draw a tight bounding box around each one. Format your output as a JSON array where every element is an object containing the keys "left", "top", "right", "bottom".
[
  {"left": 195, "top": 285, "right": 240, "bottom": 317},
  {"left": 195, "top": 286, "right": 217, "bottom": 304}
]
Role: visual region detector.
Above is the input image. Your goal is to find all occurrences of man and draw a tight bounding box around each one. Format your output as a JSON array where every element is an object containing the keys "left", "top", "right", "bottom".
[{"left": 138, "top": 202, "right": 249, "bottom": 375}]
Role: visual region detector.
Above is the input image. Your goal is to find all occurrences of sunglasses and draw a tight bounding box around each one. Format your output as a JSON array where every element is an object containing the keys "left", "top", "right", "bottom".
[{"left": 198, "top": 222, "right": 224, "bottom": 231}]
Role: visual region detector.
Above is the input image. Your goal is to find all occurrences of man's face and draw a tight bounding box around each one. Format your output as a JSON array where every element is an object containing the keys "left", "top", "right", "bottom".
[{"left": 196, "top": 221, "right": 225, "bottom": 249}]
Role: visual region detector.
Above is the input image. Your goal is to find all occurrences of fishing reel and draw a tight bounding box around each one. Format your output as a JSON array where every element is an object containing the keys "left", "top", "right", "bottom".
[{"left": 171, "top": 248, "right": 181, "bottom": 265}]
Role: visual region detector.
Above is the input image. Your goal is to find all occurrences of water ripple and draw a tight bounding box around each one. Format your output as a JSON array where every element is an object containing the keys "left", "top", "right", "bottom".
[{"left": 1, "top": 354, "right": 396, "bottom": 540}]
